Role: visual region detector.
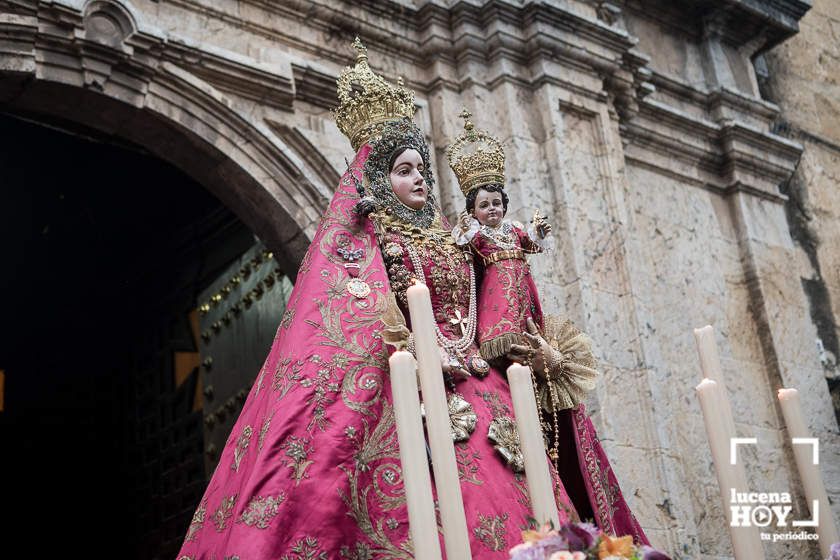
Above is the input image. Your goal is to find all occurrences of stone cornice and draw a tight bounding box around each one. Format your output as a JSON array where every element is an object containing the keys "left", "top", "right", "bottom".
[
  {"left": 623, "top": 96, "right": 802, "bottom": 201},
  {"left": 623, "top": 0, "right": 811, "bottom": 54},
  {"left": 651, "top": 70, "right": 781, "bottom": 123},
  {"left": 291, "top": 62, "right": 338, "bottom": 110},
  {"left": 152, "top": 0, "right": 647, "bottom": 101}
]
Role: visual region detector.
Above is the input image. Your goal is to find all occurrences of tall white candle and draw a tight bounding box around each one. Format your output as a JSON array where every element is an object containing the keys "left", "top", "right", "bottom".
[
  {"left": 694, "top": 325, "right": 737, "bottom": 438},
  {"left": 389, "top": 351, "right": 443, "bottom": 560},
  {"left": 508, "top": 363, "right": 560, "bottom": 528},
  {"left": 777, "top": 388, "right": 840, "bottom": 557},
  {"left": 406, "top": 282, "right": 471, "bottom": 559},
  {"left": 696, "top": 378, "right": 764, "bottom": 559}
]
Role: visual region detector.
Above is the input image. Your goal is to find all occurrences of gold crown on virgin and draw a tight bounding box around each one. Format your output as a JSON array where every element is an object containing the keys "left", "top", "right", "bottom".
[
  {"left": 446, "top": 109, "right": 506, "bottom": 196},
  {"left": 333, "top": 37, "right": 417, "bottom": 151}
]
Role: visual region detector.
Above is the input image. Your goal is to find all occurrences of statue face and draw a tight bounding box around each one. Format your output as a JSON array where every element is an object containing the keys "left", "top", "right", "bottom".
[
  {"left": 389, "top": 149, "right": 428, "bottom": 210},
  {"left": 473, "top": 188, "right": 504, "bottom": 227}
]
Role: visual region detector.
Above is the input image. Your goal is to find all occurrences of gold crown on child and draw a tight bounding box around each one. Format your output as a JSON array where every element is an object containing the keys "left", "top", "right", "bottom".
[
  {"left": 333, "top": 37, "right": 417, "bottom": 151},
  {"left": 446, "top": 109, "right": 506, "bottom": 196}
]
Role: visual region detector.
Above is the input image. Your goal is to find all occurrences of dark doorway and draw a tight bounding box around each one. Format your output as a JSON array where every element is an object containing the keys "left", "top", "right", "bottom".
[{"left": 0, "top": 113, "right": 255, "bottom": 558}]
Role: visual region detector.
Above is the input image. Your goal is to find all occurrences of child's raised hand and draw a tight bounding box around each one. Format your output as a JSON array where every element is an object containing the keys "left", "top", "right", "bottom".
[{"left": 532, "top": 209, "right": 552, "bottom": 238}]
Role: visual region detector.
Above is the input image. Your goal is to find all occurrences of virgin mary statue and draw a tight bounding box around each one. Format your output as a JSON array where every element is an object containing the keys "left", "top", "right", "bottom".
[{"left": 177, "top": 40, "right": 649, "bottom": 559}]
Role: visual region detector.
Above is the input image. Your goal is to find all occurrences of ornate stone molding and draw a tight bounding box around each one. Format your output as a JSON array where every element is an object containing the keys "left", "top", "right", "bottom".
[
  {"left": 622, "top": 0, "right": 811, "bottom": 53},
  {"left": 0, "top": 0, "right": 329, "bottom": 269}
]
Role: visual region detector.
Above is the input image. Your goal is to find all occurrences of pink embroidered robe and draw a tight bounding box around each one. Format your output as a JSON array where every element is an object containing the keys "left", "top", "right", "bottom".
[{"left": 176, "top": 143, "right": 649, "bottom": 560}]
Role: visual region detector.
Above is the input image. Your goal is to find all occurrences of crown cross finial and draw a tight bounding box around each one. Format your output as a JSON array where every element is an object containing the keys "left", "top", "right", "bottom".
[
  {"left": 352, "top": 37, "right": 368, "bottom": 61},
  {"left": 459, "top": 108, "right": 474, "bottom": 131}
]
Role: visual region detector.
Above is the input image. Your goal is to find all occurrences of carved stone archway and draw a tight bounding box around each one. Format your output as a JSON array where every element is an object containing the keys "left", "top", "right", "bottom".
[{"left": 0, "top": 0, "right": 337, "bottom": 272}]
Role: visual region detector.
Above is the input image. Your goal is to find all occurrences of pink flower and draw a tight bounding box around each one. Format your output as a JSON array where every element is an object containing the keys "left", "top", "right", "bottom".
[{"left": 548, "top": 552, "right": 586, "bottom": 560}]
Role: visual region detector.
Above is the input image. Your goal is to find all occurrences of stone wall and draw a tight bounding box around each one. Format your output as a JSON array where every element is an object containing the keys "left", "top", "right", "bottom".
[
  {"left": 763, "top": 0, "right": 840, "bottom": 420},
  {"left": 1, "top": 0, "right": 836, "bottom": 558}
]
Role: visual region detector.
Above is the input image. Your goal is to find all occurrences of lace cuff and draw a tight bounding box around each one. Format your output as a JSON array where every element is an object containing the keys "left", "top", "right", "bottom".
[
  {"left": 526, "top": 222, "right": 556, "bottom": 252},
  {"left": 451, "top": 217, "right": 480, "bottom": 246}
]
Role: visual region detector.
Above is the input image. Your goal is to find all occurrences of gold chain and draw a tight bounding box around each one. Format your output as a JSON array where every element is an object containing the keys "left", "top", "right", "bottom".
[{"left": 528, "top": 350, "right": 561, "bottom": 464}]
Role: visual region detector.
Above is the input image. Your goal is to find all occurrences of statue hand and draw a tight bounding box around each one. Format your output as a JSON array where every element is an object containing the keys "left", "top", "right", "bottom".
[
  {"left": 506, "top": 318, "right": 551, "bottom": 380},
  {"left": 532, "top": 210, "right": 552, "bottom": 238},
  {"left": 440, "top": 347, "right": 470, "bottom": 380}
]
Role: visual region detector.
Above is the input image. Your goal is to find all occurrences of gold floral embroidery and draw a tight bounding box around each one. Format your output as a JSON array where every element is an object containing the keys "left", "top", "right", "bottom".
[
  {"left": 382, "top": 230, "right": 470, "bottom": 315},
  {"left": 211, "top": 494, "right": 237, "bottom": 532},
  {"left": 280, "top": 435, "right": 314, "bottom": 485},
  {"left": 575, "top": 407, "right": 614, "bottom": 535},
  {"left": 373, "top": 463, "right": 404, "bottom": 511},
  {"left": 238, "top": 494, "right": 286, "bottom": 529},
  {"left": 184, "top": 498, "right": 206, "bottom": 542},
  {"left": 340, "top": 543, "right": 375, "bottom": 560},
  {"left": 300, "top": 354, "right": 343, "bottom": 432},
  {"left": 259, "top": 411, "right": 275, "bottom": 451},
  {"left": 455, "top": 442, "right": 483, "bottom": 485},
  {"left": 298, "top": 244, "right": 315, "bottom": 276},
  {"left": 310, "top": 290, "right": 389, "bottom": 419},
  {"left": 513, "top": 473, "right": 533, "bottom": 529},
  {"left": 352, "top": 402, "right": 399, "bottom": 472},
  {"left": 232, "top": 425, "right": 253, "bottom": 472},
  {"left": 596, "top": 454, "right": 621, "bottom": 520},
  {"left": 279, "top": 306, "right": 295, "bottom": 329},
  {"left": 338, "top": 402, "right": 412, "bottom": 559},
  {"left": 254, "top": 364, "right": 266, "bottom": 396},
  {"left": 474, "top": 512, "right": 509, "bottom": 551},
  {"left": 273, "top": 357, "right": 305, "bottom": 399},
  {"left": 475, "top": 389, "right": 511, "bottom": 419},
  {"left": 295, "top": 253, "right": 389, "bottom": 420},
  {"left": 280, "top": 536, "right": 328, "bottom": 560}
]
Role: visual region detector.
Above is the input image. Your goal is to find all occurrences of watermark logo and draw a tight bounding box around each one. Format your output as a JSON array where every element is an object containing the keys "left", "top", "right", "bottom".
[{"left": 728, "top": 437, "right": 820, "bottom": 542}]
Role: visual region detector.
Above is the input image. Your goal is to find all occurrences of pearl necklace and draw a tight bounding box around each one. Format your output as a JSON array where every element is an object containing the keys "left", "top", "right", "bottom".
[{"left": 405, "top": 242, "right": 478, "bottom": 355}]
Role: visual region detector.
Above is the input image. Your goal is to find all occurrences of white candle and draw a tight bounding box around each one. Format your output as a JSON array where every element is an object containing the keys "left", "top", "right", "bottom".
[
  {"left": 696, "top": 378, "right": 764, "bottom": 559},
  {"left": 406, "top": 282, "right": 471, "bottom": 559},
  {"left": 508, "top": 363, "right": 560, "bottom": 528},
  {"left": 694, "top": 325, "right": 737, "bottom": 438},
  {"left": 777, "top": 388, "right": 840, "bottom": 557},
  {"left": 389, "top": 351, "right": 443, "bottom": 560}
]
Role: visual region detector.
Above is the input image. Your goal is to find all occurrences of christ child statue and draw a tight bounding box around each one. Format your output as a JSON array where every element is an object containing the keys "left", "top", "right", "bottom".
[{"left": 447, "top": 110, "right": 553, "bottom": 362}]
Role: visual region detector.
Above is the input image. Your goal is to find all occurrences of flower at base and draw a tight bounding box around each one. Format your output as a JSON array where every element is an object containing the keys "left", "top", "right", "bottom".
[
  {"left": 559, "top": 522, "right": 598, "bottom": 551},
  {"left": 509, "top": 542, "right": 535, "bottom": 554},
  {"left": 830, "top": 541, "right": 840, "bottom": 560},
  {"left": 521, "top": 523, "right": 559, "bottom": 543},
  {"left": 597, "top": 534, "right": 635, "bottom": 559},
  {"left": 548, "top": 552, "right": 586, "bottom": 560},
  {"left": 639, "top": 545, "right": 672, "bottom": 560}
]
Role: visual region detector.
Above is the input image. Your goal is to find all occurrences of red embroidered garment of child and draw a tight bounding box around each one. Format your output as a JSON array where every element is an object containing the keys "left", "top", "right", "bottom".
[{"left": 454, "top": 218, "right": 551, "bottom": 361}]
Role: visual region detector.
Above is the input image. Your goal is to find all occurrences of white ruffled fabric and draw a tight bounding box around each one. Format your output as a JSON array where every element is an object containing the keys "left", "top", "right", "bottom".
[
  {"left": 526, "top": 221, "right": 556, "bottom": 252},
  {"left": 451, "top": 217, "right": 481, "bottom": 246}
]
